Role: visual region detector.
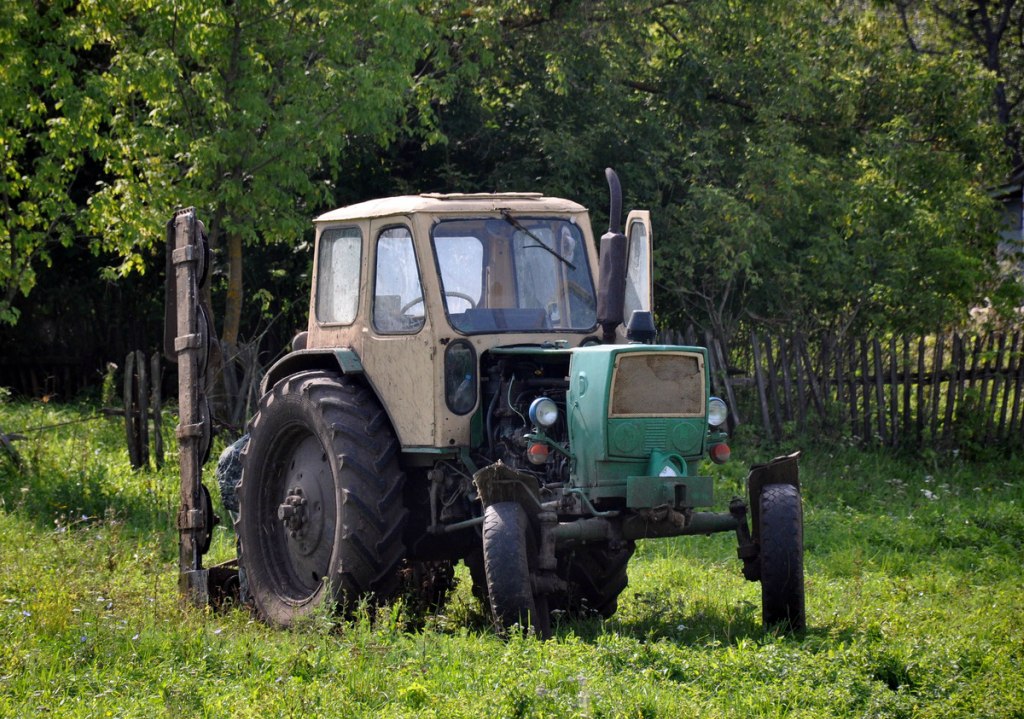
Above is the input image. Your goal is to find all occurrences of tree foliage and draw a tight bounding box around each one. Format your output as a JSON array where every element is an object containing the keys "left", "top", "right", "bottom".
[
  {"left": 78, "top": 0, "right": 471, "bottom": 347},
  {"left": 0, "top": 0, "right": 1020, "bottom": 364},
  {"left": 426, "top": 0, "right": 1014, "bottom": 342},
  {"left": 895, "top": 0, "right": 1023, "bottom": 167},
  {"left": 0, "top": 0, "right": 107, "bottom": 325}
]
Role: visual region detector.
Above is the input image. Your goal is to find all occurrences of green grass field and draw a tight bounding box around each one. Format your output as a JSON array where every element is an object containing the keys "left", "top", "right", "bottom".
[{"left": 1, "top": 398, "right": 1022, "bottom": 718}]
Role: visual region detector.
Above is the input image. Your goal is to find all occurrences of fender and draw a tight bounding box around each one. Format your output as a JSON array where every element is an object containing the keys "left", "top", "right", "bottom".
[
  {"left": 746, "top": 450, "right": 801, "bottom": 542},
  {"left": 259, "top": 348, "right": 364, "bottom": 397}
]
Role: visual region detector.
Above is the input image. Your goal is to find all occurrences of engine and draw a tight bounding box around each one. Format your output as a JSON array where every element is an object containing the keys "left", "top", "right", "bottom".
[{"left": 481, "top": 353, "right": 572, "bottom": 488}]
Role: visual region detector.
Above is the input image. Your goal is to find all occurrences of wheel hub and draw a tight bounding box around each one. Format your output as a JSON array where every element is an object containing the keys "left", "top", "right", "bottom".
[
  {"left": 278, "top": 488, "right": 308, "bottom": 536},
  {"left": 279, "top": 435, "right": 332, "bottom": 579}
]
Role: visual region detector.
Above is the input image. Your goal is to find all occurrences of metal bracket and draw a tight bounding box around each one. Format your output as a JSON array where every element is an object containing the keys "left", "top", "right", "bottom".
[
  {"left": 177, "top": 507, "right": 206, "bottom": 530},
  {"left": 171, "top": 245, "right": 198, "bottom": 265},
  {"left": 174, "top": 334, "right": 203, "bottom": 353},
  {"left": 176, "top": 422, "right": 205, "bottom": 439}
]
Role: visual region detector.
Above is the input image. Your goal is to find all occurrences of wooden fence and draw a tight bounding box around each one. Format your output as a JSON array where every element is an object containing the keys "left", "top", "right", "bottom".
[{"left": 663, "top": 328, "right": 1024, "bottom": 452}]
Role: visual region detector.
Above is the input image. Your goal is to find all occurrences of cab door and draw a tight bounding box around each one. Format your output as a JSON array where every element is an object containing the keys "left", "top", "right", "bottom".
[
  {"left": 623, "top": 210, "right": 654, "bottom": 323},
  {"left": 358, "top": 220, "right": 437, "bottom": 447}
]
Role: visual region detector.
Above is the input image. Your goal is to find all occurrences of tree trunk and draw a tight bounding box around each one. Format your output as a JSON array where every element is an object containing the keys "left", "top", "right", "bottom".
[{"left": 222, "top": 232, "right": 243, "bottom": 350}]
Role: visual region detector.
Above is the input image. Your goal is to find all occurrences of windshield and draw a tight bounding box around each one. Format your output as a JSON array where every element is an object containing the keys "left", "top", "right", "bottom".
[{"left": 432, "top": 216, "right": 597, "bottom": 334}]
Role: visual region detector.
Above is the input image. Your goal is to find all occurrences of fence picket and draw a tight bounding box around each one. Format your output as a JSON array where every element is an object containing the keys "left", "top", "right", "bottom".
[
  {"left": 998, "top": 333, "right": 1018, "bottom": 440},
  {"left": 888, "top": 338, "right": 899, "bottom": 447},
  {"left": 1010, "top": 335, "right": 1024, "bottom": 441},
  {"left": 751, "top": 332, "right": 774, "bottom": 440},
  {"left": 859, "top": 339, "right": 872, "bottom": 442},
  {"left": 941, "top": 334, "right": 959, "bottom": 448},
  {"left": 985, "top": 334, "right": 1007, "bottom": 440},
  {"left": 929, "top": 334, "right": 944, "bottom": 443}
]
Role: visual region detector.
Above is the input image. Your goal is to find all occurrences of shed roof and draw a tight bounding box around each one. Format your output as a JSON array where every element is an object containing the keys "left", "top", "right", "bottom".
[{"left": 992, "top": 163, "right": 1024, "bottom": 200}]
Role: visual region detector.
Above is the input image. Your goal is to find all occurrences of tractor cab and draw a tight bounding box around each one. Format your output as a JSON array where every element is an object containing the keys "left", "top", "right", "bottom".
[{"left": 269, "top": 191, "right": 654, "bottom": 451}]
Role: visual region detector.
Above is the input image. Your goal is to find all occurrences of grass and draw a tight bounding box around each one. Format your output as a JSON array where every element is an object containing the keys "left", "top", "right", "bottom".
[{"left": 1, "top": 397, "right": 1023, "bottom": 717}]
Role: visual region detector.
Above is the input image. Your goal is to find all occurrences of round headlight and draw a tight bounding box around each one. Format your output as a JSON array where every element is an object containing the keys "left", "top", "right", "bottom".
[
  {"left": 708, "top": 397, "right": 728, "bottom": 428},
  {"left": 529, "top": 397, "right": 559, "bottom": 428}
]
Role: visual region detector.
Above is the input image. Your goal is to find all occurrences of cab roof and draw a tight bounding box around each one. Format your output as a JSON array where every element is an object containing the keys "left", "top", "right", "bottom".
[{"left": 314, "top": 193, "right": 588, "bottom": 223}]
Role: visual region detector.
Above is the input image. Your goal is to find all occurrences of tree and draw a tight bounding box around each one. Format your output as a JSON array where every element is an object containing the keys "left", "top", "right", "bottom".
[
  {"left": 431, "top": 0, "right": 1012, "bottom": 343},
  {"left": 81, "top": 0, "right": 463, "bottom": 351},
  {"left": 895, "top": 0, "right": 1023, "bottom": 167},
  {"left": 0, "top": 0, "right": 107, "bottom": 325}
]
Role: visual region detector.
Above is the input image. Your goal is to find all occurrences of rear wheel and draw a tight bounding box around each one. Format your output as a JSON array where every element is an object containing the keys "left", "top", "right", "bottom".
[
  {"left": 481, "top": 502, "right": 548, "bottom": 635},
  {"left": 759, "top": 483, "right": 805, "bottom": 631},
  {"left": 237, "top": 371, "right": 407, "bottom": 627}
]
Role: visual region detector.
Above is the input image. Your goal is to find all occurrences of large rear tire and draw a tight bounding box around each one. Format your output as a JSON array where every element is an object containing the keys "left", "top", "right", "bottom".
[
  {"left": 482, "top": 502, "right": 548, "bottom": 635},
  {"left": 759, "top": 483, "right": 805, "bottom": 631},
  {"left": 237, "top": 371, "right": 407, "bottom": 627}
]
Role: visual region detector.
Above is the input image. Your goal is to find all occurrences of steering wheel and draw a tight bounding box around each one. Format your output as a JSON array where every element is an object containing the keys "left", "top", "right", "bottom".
[{"left": 400, "top": 291, "right": 477, "bottom": 314}]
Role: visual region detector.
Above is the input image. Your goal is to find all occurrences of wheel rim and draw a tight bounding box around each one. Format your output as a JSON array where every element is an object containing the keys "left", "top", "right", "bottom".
[{"left": 260, "top": 428, "right": 337, "bottom": 601}]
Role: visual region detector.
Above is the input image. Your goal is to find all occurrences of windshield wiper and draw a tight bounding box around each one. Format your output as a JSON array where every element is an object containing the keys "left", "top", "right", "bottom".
[{"left": 499, "top": 209, "right": 576, "bottom": 270}]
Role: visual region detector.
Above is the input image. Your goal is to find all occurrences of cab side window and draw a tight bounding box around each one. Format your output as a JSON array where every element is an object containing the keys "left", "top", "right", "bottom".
[
  {"left": 315, "top": 227, "right": 361, "bottom": 325},
  {"left": 373, "top": 227, "right": 425, "bottom": 334}
]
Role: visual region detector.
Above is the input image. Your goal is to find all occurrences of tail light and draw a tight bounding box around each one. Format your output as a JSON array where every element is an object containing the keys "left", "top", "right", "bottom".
[{"left": 709, "top": 443, "right": 731, "bottom": 464}]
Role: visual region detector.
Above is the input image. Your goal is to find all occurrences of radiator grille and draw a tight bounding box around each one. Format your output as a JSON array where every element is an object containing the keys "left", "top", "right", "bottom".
[{"left": 610, "top": 352, "right": 704, "bottom": 418}]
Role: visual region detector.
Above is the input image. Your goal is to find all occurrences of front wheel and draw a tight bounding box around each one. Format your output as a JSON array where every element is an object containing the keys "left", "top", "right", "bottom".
[
  {"left": 481, "top": 502, "right": 548, "bottom": 635},
  {"left": 236, "top": 371, "right": 407, "bottom": 627},
  {"left": 759, "top": 483, "right": 805, "bottom": 631}
]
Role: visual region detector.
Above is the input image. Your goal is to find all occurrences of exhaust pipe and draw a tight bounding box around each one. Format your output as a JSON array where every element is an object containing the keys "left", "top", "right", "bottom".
[
  {"left": 596, "top": 168, "right": 627, "bottom": 343},
  {"left": 605, "top": 167, "right": 622, "bottom": 235}
]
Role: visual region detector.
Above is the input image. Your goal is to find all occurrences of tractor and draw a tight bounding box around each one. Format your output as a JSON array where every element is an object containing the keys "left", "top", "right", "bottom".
[{"left": 166, "top": 169, "right": 804, "bottom": 636}]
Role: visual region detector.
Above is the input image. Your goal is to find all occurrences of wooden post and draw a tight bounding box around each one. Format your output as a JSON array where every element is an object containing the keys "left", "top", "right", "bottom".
[
  {"left": 997, "top": 333, "right": 1018, "bottom": 441},
  {"left": 170, "top": 209, "right": 211, "bottom": 607},
  {"left": 793, "top": 336, "right": 808, "bottom": 433},
  {"left": 859, "top": 338, "right": 872, "bottom": 442},
  {"left": 848, "top": 337, "right": 859, "bottom": 440},
  {"left": 888, "top": 338, "right": 899, "bottom": 448},
  {"left": 915, "top": 336, "right": 926, "bottom": 444},
  {"left": 834, "top": 334, "right": 846, "bottom": 437},
  {"left": 873, "top": 338, "right": 887, "bottom": 445},
  {"left": 902, "top": 338, "right": 912, "bottom": 445},
  {"left": 985, "top": 333, "right": 1006, "bottom": 441},
  {"left": 764, "top": 335, "right": 784, "bottom": 439},
  {"left": 941, "top": 334, "right": 960, "bottom": 448},
  {"left": 751, "top": 332, "right": 774, "bottom": 440},
  {"left": 123, "top": 351, "right": 140, "bottom": 469},
  {"left": 798, "top": 335, "right": 825, "bottom": 423},
  {"left": 967, "top": 334, "right": 983, "bottom": 389},
  {"left": 779, "top": 340, "right": 795, "bottom": 425},
  {"left": 1010, "top": 334, "right": 1024, "bottom": 443},
  {"left": 929, "top": 334, "right": 944, "bottom": 444}
]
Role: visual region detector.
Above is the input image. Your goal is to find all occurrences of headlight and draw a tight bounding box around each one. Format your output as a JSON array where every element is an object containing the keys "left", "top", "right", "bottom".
[
  {"left": 708, "top": 397, "right": 728, "bottom": 428},
  {"left": 529, "top": 397, "right": 559, "bottom": 428}
]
